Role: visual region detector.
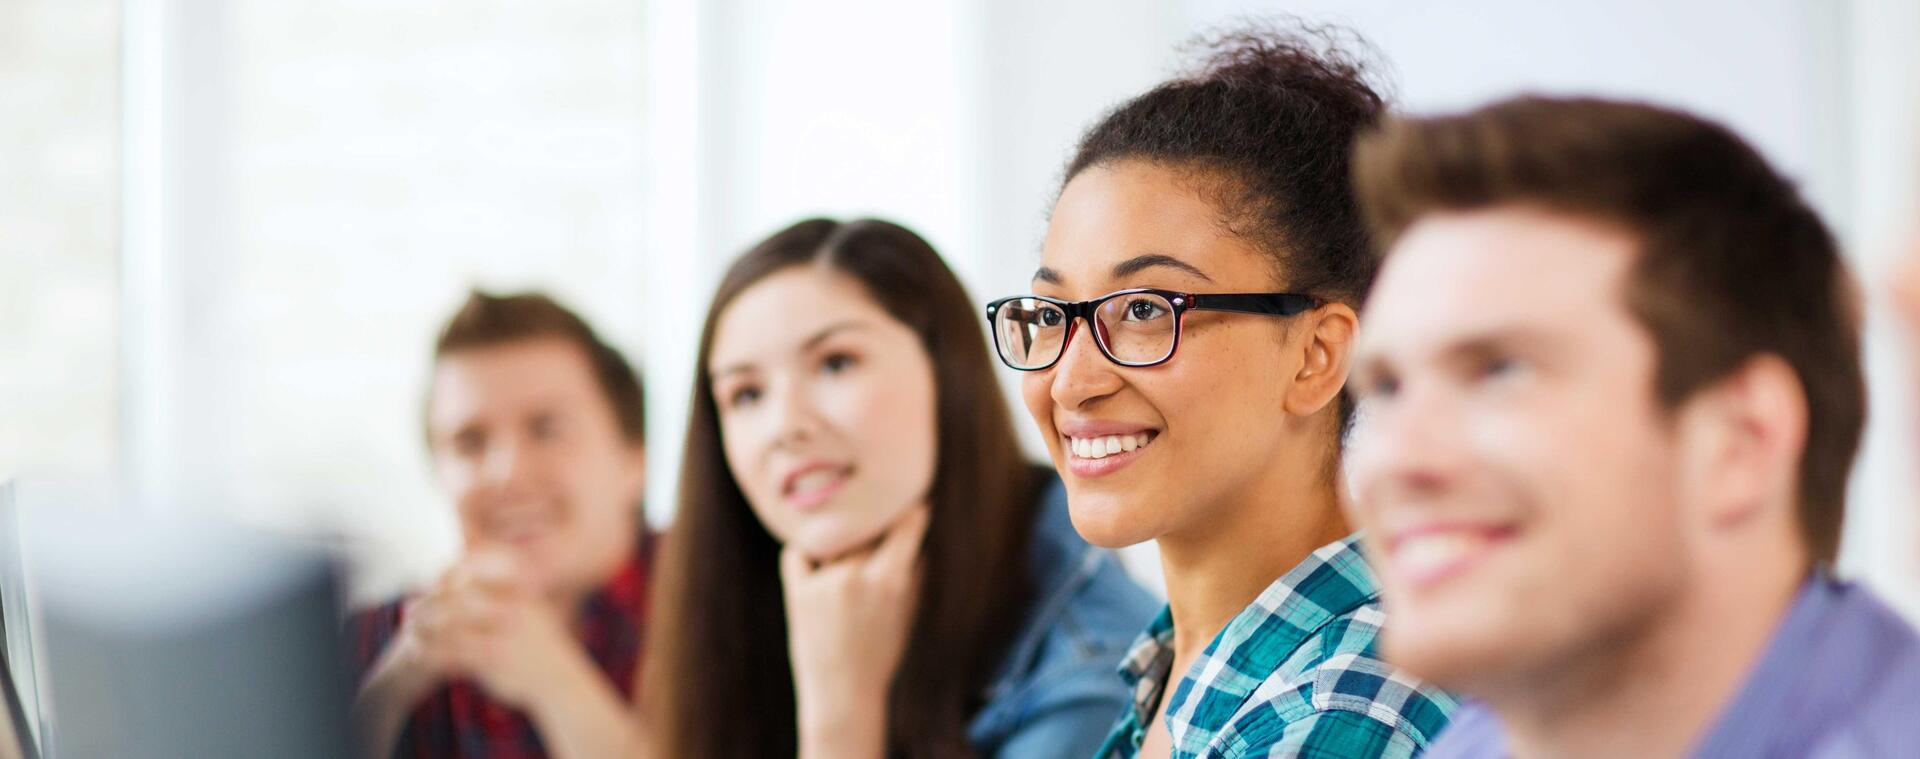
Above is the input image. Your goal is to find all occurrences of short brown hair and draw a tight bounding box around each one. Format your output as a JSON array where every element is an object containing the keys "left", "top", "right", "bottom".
[
  {"left": 1352, "top": 96, "right": 1864, "bottom": 564},
  {"left": 431, "top": 289, "right": 645, "bottom": 445}
]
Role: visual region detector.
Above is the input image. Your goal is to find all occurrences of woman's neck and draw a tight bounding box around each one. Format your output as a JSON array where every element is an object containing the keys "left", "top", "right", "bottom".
[{"left": 1156, "top": 472, "right": 1350, "bottom": 661}]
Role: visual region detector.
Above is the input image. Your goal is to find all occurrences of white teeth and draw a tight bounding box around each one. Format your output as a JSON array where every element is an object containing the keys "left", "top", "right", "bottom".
[
  {"left": 791, "top": 469, "right": 843, "bottom": 495},
  {"left": 1067, "top": 433, "right": 1154, "bottom": 460},
  {"left": 1393, "top": 532, "right": 1486, "bottom": 577}
]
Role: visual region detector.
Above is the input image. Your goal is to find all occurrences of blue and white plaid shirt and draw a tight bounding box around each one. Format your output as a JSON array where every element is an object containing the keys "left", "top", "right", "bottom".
[{"left": 1095, "top": 534, "right": 1457, "bottom": 758}]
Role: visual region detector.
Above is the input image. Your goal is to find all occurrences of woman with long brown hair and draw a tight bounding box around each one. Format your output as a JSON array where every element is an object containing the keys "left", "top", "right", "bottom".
[{"left": 644, "top": 217, "right": 1156, "bottom": 758}]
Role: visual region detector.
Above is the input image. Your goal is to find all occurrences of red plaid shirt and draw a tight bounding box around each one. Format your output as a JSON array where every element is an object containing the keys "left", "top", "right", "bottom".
[{"left": 347, "top": 533, "right": 654, "bottom": 759}]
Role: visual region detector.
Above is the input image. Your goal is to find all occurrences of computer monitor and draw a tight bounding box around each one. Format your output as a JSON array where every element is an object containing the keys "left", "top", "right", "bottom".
[{"left": 23, "top": 503, "right": 353, "bottom": 759}]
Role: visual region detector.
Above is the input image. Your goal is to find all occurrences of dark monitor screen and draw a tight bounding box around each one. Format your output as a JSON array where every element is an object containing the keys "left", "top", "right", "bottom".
[{"left": 24, "top": 503, "right": 352, "bottom": 759}]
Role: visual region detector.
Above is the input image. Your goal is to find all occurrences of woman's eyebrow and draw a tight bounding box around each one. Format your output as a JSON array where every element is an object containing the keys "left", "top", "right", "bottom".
[
  {"left": 1033, "top": 254, "right": 1214, "bottom": 289},
  {"left": 711, "top": 320, "right": 873, "bottom": 378},
  {"left": 1111, "top": 253, "right": 1213, "bottom": 283},
  {"left": 800, "top": 320, "right": 870, "bottom": 351}
]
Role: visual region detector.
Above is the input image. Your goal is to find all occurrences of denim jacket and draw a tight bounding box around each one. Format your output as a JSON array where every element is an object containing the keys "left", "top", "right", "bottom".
[{"left": 966, "top": 470, "right": 1160, "bottom": 758}]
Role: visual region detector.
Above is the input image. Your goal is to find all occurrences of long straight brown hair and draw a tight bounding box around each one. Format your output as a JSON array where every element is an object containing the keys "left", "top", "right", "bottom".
[{"left": 645, "top": 218, "right": 1039, "bottom": 759}]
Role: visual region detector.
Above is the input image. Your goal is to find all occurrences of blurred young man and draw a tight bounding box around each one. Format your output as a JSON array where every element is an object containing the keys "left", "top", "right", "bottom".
[
  {"left": 349, "top": 291, "right": 651, "bottom": 759},
  {"left": 1344, "top": 97, "right": 1920, "bottom": 757}
]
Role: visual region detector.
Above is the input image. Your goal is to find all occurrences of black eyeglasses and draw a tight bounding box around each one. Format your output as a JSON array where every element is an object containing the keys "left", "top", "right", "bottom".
[{"left": 984, "top": 288, "right": 1320, "bottom": 371}]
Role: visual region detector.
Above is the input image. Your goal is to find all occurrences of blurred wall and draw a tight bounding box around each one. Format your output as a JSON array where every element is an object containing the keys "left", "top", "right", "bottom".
[
  {"left": 118, "top": 0, "right": 648, "bottom": 603},
  {"left": 0, "top": 2, "right": 118, "bottom": 492}
]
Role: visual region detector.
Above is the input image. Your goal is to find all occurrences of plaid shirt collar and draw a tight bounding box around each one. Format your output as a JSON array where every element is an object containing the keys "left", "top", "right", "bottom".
[{"left": 1101, "top": 533, "right": 1400, "bottom": 757}]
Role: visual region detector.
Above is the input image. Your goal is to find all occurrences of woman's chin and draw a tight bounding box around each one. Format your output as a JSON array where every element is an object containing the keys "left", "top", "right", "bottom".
[
  {"left": 1066, "top": 499, "right": 1156, "bottom": 549},
  {"left": 790, "top": 521, "right": 888, "bottom": 563}
]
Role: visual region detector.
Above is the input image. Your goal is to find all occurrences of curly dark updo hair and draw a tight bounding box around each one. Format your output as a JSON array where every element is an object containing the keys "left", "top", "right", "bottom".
[{"left": 1063, "top": 18, "right": 1390, "bottom": 426}]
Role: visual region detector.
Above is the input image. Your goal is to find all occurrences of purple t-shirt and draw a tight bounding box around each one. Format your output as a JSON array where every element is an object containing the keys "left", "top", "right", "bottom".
[{"left": 1423, "top": 574, "right": 1920, "bottom": 758}]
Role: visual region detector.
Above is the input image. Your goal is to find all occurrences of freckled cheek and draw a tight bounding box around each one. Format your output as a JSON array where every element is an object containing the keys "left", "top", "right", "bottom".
[
  {"left": 1175, "top": 327, "right": 1284, "bottom": 413},
  {"left": 1132, "top": 350, "right": 1228, "bottom": 438}
]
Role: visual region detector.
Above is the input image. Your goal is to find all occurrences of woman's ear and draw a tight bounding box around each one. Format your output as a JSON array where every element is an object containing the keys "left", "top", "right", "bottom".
[{"left": 1284, "top": 303, "right": 1359, "bottom": 417}]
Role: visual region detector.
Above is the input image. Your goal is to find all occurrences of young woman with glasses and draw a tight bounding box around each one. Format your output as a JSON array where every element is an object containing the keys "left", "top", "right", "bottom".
[
  {"left": 644, "top": 218, "right": 1158, "bottom": 759},
  {"left": 986, "top": 24, "right": 1456, "bottom": 759}
]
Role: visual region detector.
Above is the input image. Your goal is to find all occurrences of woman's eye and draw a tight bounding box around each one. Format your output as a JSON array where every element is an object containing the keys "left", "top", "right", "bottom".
[
  {"left": 1040, "top": 308, "right": 1064, "bottom": 327},
  {"left": 726, "top": 386, "right": 761, "bottom": 408},
  {"left": 822, "top": 352, "right": 857, "bottom": 374},
  {"left": 1125, "top": 299, "right": 1167, "bottom": 321}
]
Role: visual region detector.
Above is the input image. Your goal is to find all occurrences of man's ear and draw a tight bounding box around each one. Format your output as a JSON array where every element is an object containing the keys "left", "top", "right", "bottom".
[
  {"left": 1677, "top": 354, "right": 1807, "bottom": 530},
  {"left": 1284, "top": 302, "right": 1359, "bottom": 417}
]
